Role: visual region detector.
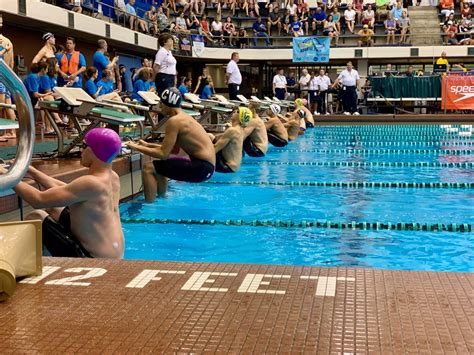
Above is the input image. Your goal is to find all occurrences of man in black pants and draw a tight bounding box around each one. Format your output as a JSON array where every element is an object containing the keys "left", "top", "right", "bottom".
[
  {"left": 332, "top": 61, "right": 360, "bottom": 116},
  {"left": 225, "top": 52, "right": 242, "bottom": 100},
  {"left": 315, "top": 69, "right": 331, "bottom": 115}
]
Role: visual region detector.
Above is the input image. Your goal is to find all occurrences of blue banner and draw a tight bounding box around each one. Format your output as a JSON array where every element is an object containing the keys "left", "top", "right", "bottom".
[{"left": 292, "top": 37, "right": 330, "bottom": 63}]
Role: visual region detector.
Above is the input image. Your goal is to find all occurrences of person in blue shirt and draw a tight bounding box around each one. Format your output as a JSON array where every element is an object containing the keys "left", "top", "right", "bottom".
[
  {"left": 84, "top": 67, "right": 102, "bottom": 99},
  {"left": 252, "top": 16, "right": 271, "bottom": 46},
  {"left": 178, "top": 76, "right": 192, "bottom": 97},
  {"left": 96, "top": 69, "right": 115, "bottom": 96},
  {"left": 93, "top": 68, "right": 126, "bottom": 104},
  {"left": 92, "top": 39, "right": 119, "bottom": 83},
  {"left": 39, "top": 59, "right": 58, "bottom": 95},
  {"left": 24, "top": 62, "right": 45, "bottom": 104},
  {"left": 132, "top": 69, "right": 152, "bottom": 101},
  {"left": 24, "top": 61, "right": 65, "bottom": 133},
  {"left": 56, "top": 37, "right": 87, "bottom": 88},
  {"left": 311, "top": 7, "right": 327, "bottom": 35},
  {"left": 290, "top": 16, "right": 304, "bottom": 37},
  {"left": 199, "top": 80, "right": 213, "bottom": 100},
  {"left": 125, "top": 0, "right": 137, "bottom": 31},
  {"left": 119, "top": 64, "right": 133, "bottom": 94}
]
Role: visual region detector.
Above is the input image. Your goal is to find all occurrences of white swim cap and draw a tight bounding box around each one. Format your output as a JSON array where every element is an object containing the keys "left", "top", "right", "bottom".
[{"left": 270, "top": 104, "right": 281, "bottom": 116}]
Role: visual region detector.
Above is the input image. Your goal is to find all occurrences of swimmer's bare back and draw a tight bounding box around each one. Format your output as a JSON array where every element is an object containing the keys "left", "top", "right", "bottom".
[
  {"left": 68, "top": 171, "right": 124, "bottom": 258},
  {"left": 166, "top": 112, "right": 216, "bottom": 165},
  {"left": 243, "top": 118, "right": 269, "bottom": 154}
]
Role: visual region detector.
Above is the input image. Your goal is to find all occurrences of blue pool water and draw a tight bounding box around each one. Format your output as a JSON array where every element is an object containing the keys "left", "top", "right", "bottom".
[{"left": 120, "top": 125, "right": 474, "bottom": 272}]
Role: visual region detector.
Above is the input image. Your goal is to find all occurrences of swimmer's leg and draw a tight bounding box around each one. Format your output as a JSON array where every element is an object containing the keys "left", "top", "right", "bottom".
[
  {"left": 156, "top": 174, "right": 168, "bottom": 198},
  {"left": 143, "top": 161, "right": 159, "bottom": 202},
  {"left": 25, "top": 210, "right": 51, "bottom": 256},
  {"left": 25, "top": 209, "right": 49, "bottom": 222},
  {"left": 44, "top": 207, "right": 65, "bottom": 222},
  {"left": 144, "top": 161, "right": 168, "bottom": 201}
]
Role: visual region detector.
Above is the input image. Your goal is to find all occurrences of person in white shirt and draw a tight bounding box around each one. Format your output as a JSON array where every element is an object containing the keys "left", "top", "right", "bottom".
[
  {"left": 332, "top": 61, "right": 360, "bottom": 115},
  {"left": 226, "top": 52, "right": 242, "bottom": 100},
  {"left": 287, "top": 0, "right": 298, "bottom": 16},
  {"left": 272, "top": 68, "right": 287, "bottom": 100},
  {"left": 315, "top": 69, "right": 331, "bottom": 115},
  {"left": 344, "top": 4, "right": 356, "bottom": 33},
  {"left": 308, "top": 71, "right": 319, "bottom": 114},
  {"left": 153, "top": 33, "right": 177, "bottom": 94},
  {"left": 211, "top": 16, "right": 224, "bottom": 43},
  {"left": 298, "top": 68, "right": 311, "bottom": 100}
]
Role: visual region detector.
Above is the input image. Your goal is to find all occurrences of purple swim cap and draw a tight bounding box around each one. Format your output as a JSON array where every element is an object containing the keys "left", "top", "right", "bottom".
[{"left": 84, "top": 128, "right": 121, "bottom": 163}]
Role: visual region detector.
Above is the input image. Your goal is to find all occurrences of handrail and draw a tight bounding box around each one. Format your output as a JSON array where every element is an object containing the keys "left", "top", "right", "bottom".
[{"left": 0, "top": 59, "right": 35, "bottom": 192}]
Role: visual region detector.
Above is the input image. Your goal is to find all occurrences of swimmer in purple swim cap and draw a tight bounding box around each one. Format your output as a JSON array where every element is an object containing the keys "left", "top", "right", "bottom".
[{"left": 0, "top": 128, "right": 124, "bottom": 258}]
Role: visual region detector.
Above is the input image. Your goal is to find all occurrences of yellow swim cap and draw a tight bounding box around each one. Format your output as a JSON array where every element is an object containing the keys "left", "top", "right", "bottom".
[
  {"left": 295, "top": 98, "right": 304, "bottom": 107},
  {"left": 239, "top": 107, "right": 253, "bottom": 126}
]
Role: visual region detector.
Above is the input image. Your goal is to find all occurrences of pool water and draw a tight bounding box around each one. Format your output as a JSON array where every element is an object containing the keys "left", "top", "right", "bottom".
[{"left": 120, "top": 125, "right": 474, "bottom": 272}]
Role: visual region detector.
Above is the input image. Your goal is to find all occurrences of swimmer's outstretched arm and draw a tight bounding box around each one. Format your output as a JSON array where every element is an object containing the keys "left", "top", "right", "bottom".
[
  {"left": 27, "top": 166, "right": 67, "bottom": 189},
  {"left": 128, "top": 120, "right": 179, "bottom": 159},
  {"left": 9, "top": 175, "right": 97, "bottom": 209}
]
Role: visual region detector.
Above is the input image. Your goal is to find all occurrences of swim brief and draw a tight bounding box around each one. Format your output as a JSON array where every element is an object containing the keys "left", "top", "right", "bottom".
[
  {"left": 306, "top": 121, "right": 314, "bottom": 128},
  {"left": 42, "top": 207, "right": 92, "bottom": 257},
  {"left": 243, "top": 137, "right": 265, "bottom": 157},
  {"left": 267, "top": 131, "right": 288, "bottom": 147},
  {"left": 153, "top": 157, "right": 215, "bottom": 182},
  {"left": 215, "top": 151, "right": 235, "bottom": 173}
]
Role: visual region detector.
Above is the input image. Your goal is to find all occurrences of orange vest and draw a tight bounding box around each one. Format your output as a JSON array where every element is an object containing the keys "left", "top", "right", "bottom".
[{"left": 60, "top": 51, "right": 80, "bottom": 74}]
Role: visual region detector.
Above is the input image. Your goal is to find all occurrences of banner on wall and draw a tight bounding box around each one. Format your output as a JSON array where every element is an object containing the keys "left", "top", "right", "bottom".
[
  {"left": 441, "top": 74, "right": 474, "bottom": 110},
  {"left": 192, "top": 35, "right": 205, "bottom": 58},
  {"left": 173, "top": 33, "right": 192, "bottom": 57},
  {"left": 292, "top": 37, "right": 330, "bottom": 63}
]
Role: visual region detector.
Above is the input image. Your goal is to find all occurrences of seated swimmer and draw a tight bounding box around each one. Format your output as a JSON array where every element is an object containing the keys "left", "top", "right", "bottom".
[
  {"left": 295, "top": 98, "right": 314, "bottom": 128},
  {"left": 127, "top": 87, "right": 216, "bottom": 202},
  {"left": 285, "top": 109, "right": 303, "bottom": 141},
  {"left": 265, "top": 104, "right": 288, "bottom": 147},
  {"left": 242, "top": 104, "right": 269, "bottom": 157},
  {"left": 214, "top": 107, "right": 252, "bottom": 173},
  {"left": 0, "top": 128, "right": 124, "bottom": 258}
]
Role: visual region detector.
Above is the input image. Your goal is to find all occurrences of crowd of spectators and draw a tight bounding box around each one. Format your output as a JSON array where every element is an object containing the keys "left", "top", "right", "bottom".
[
  {"left": 439, "top": 0, "right": 473, "bottom": 45},
  {"left": 51, "top": 0, "right": 473, "bottom": 47}
]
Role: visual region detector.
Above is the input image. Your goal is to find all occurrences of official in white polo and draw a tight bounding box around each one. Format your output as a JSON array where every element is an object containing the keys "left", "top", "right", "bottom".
[
  {"left": 226, "top": 52, "right": 242, "bottom": 100},
  {"left": 315, "top": 69, "right": 331, "bottom": 115},
  {"left": 272, "top": 68, "right": 287, "bottom": 100},
  {"left": 154, "top": 33, "right": 177, "bottom": 95},
  {"left": 332, "top": 61, "right": 360, "bottom": 115}
]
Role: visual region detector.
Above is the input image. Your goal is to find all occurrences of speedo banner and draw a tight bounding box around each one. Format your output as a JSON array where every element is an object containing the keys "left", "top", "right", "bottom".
[{"left": 441, "top": 74, "right": 474, "bottom": 110}]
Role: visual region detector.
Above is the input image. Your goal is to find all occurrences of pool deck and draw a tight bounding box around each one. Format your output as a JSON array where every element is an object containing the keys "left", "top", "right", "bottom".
[{"left": 1, "top": 257, "right": 473, "bottom": 353}]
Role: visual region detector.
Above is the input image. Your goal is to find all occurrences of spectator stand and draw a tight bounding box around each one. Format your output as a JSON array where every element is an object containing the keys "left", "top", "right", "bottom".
[{"left": 51, "top": 0, "right": 424, "bottom": 48}]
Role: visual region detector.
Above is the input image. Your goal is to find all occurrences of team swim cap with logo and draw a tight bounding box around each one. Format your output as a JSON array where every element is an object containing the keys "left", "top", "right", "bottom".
[
  {"left": 295, "top": 98, "right": 304, "bottom": 107},
  {"left": 84, "top": 128, "right": 122, "bottom": 164},
  {"left": 160, "top": 87, "right": 182, "bottom": 108},
  {"left": 269, "top": 104, "right": 281, "bottom": 116},
  {"left": 239, "top": 107, "right": 253, "bottom": 126},
  {"left": 297, "top": 109, "right": 306, "bottom": 119}
]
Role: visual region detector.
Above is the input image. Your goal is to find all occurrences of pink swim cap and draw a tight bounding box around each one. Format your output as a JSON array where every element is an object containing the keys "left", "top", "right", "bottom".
[{"left": 84, "top": 128, "right": 122, "bottom": 163}]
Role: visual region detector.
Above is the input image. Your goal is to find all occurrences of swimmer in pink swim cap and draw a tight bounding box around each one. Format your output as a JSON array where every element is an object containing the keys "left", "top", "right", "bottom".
[{"left": 0, "top": 128, "right": 124, "bottom": 258}]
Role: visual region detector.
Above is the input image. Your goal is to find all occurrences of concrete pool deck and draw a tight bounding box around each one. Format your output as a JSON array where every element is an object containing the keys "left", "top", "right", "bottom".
[{"left": 1, "top": 257, "right": 472, "bottom": 353}]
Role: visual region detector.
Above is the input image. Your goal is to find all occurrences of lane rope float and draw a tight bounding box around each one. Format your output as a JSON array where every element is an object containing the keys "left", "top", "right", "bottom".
[
  {"left": 299, "top": 141, "right": 474, "bottom": 147},
  {"left": 271, "top": 148, "right": 474, "bottom": 155},
  {"left": 203, "top": 181, "right": 474, "bottom": 189},
  {"left": 241, "top": 161, "right": 474, "bottom": 168},
  {"left": 121, "top": 218, "right": 473, "bottom": 232}
]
